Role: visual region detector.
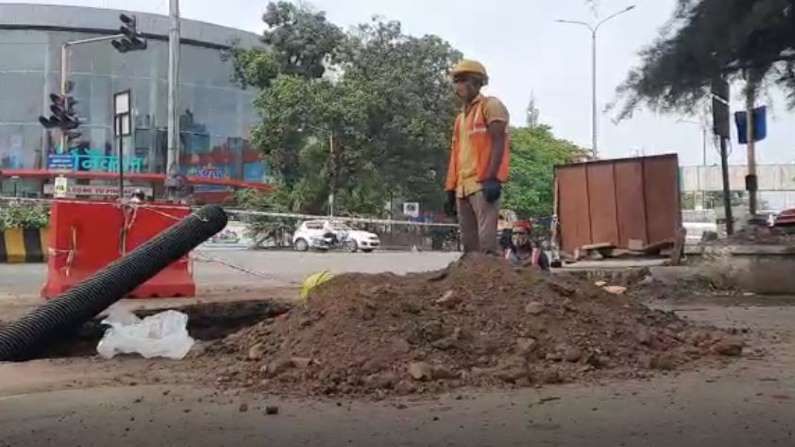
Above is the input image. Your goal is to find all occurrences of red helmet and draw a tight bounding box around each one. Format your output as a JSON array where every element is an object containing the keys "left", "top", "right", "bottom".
[{"left": 514, "top": 220, "right": 532, "bottom": 232}]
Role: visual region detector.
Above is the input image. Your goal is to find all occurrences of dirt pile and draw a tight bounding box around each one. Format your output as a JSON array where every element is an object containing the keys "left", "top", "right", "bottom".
[
  {"left": 713, "top": 224, "right": 795, "bottom": 246},
  {"left": 206, "top": 255, "right": 741, "bottom": 397}
]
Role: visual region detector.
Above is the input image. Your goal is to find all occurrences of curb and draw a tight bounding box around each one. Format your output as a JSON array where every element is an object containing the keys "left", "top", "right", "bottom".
[{"left": 0, "top": 228, "right": 48, "bottom": 263}]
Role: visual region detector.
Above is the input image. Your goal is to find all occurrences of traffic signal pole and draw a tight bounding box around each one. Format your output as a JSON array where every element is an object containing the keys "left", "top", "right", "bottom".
[
  {"left": 59, "top": 44, "right": 68, "bottom": 153},
  {"left": 59, "top": 35, "right": 123, "bottom": 152}
]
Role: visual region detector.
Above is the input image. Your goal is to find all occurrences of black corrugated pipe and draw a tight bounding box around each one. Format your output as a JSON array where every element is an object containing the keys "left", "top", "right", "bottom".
[{"left": 0, "top": 205, "right": 227, "bottom": 361}]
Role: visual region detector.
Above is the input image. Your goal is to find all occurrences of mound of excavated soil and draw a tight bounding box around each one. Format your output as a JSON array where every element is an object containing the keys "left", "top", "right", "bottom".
[
  {"left": 711, "top": 224, "right": 795, "bottom": 246},
  {"left": 205, "top": 255, "right": 741, "bottom": 397}
]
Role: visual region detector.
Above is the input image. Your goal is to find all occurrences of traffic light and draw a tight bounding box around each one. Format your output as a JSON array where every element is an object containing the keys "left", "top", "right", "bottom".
[
  {"left": 112, "top": 14, "right": 147, "bottom": 53},
  {"left": 38, "top": 93, "right": 79, "bottom": 130},
  {"left": 64, "top": 130, "right": 82, "bottom": 148},
  {"left": 38, "top": 87, "right": 82, "bottom": 150}
]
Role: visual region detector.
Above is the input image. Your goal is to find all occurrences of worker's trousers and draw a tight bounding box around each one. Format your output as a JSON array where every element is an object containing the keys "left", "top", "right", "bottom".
[{"left": 457, "top": 191, "right": 499, "bottom": 255}]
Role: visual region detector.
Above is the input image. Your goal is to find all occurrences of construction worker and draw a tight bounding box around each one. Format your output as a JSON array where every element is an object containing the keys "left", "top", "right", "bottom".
[
  {"left": 444, "top": 60, "right": 510, "bottom": 254},
  {"left": 505, "top": 221, "right": 550, "bottom": 271}
]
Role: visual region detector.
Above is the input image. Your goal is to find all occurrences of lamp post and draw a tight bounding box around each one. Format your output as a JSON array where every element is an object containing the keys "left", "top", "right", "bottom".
[
  {"left": 556, "top": 5, "right": 636, "bottom": 158},
  {"left": 678, "top": 119, "right": 709, "bottom": 210},
  {"left": 677, "top": 118, "right": 708, "bottom": 166}
]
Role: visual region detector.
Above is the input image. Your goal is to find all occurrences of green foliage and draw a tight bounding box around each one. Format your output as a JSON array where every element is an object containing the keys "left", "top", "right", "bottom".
[
  {"left": 234, "top": 187, "right": 296, "bottom": 246},
  {"left": 229, "top": 48, "right": 280, "bottom": 89},
  {"left": 229, "top": 1, "right": 343, "bottom": 89},
  {"left": 502, "top": 126, "right": 583, "bottom": 219},
  {"left": 613, "top": 0, "right": 795, "bottom": 119},
  {"left": 0, "top": 202, "right": 50, "bottom": 230},
  {"left": 238, "top": 5, "right": 461, "bottom": 216},
  {"left": 261, "top": 1, "right": 344, "bottom": 80}
]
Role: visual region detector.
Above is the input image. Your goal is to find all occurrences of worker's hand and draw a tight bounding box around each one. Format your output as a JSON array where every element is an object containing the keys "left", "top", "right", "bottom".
[
  {"left": 444, "top": 191, "right": 457, "bottom": 217},
  {"left": 482, "top": 179, "right": 502, "bottom": 203}
]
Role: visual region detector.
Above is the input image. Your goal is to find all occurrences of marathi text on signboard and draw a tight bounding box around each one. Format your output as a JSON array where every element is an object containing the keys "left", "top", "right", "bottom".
[
  {"left": 47, "top": 153, "right": 145, "bottom": 173},
  {"left": 44, "top": 184, "right": 154, "bottom": 197}
]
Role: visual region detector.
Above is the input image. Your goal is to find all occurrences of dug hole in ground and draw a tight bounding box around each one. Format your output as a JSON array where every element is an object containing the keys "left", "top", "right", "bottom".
[{"left": 189, "top": 254, "right": 744, "bottom": 397}]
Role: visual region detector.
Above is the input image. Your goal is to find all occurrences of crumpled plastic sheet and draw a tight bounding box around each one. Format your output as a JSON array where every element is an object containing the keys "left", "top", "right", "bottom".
[{"left": 97, "top": 307, "right": 194, "bottom": 360}]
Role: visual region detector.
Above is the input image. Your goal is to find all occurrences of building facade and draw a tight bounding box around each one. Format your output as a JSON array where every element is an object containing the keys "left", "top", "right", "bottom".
[{"left": 0, "top": 3, "right": 266, "bottom": 199}]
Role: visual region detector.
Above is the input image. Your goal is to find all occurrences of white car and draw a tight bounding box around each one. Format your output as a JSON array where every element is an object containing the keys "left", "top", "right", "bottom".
[{"left": 292, "top": 220, "right": 381, "bottom": 253}]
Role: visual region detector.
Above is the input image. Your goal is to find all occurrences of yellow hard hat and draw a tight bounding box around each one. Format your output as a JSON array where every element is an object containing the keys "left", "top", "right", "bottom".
[{"left": 451, "top": 60, "right": 489, "bottom": 84}]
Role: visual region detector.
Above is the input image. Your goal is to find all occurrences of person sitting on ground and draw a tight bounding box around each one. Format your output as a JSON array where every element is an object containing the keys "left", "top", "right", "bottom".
[{"left": 506, "top": 222, "right": 549, "bottom": 271}]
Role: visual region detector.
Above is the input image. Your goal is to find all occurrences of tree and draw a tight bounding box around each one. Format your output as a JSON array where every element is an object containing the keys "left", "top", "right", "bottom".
[
  {"left": 612, "top": 0, "right": 795, "bottom": 120},
  {"left": 502, "top": 126, "right": 584, "bottom": 218},
  {"left": 229, "top": 1, "right": 343, "bottom": 90},
  {"left": 239, "top": 7, "right": 461, "bottom": 216},
  {"left": 335, "top": 20, "right": 461, "bottom": 212},
  {"left": 234, "top": 187, "right": 296, "bottom": 247},
  {"left": 260, "top": 1, "right": 344, "bottom": 79}
]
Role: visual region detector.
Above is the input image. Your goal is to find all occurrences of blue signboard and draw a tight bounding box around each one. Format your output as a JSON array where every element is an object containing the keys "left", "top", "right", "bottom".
[
  {"left": 47, "top": 154, "right": 76, "bottom": 170},
  {"left": 734, "top": 106, "right": 767, "bottom": 144}
]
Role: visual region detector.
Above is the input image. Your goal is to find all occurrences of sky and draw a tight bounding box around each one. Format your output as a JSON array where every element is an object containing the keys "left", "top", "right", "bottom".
[{"left": 7, "top": 0, "right": 795, "bottom": 167}]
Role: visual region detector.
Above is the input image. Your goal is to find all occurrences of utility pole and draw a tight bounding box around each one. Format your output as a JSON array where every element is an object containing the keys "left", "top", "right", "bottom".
[
  {"left": 556, "top": 5, "right": 636, "bottom": 158},
  {"left": 746, "top": 86, "right": 758, "bottom": 216},
  {"left": 712, "top": 78, "right": 734, "bottom": 235},
  {"left": 167, "top": 0, "right": 181, "bottom": 178},
  {"left": 328, "top": 132, "right": 335, "bottom": 217},
  {"left": 591, "top": 29, "right": 597, "bottom": 157},
  {"left": 719, "top": 136, "right": 734, "bottom": 235}
]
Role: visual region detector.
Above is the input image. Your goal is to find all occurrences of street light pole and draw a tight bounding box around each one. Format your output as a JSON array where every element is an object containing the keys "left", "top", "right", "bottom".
[
  {"left": 167, "top": 0, "right": 181, "bottom": 178},
  {"left": 677, "top": 119, "right": 708, "bottom": 166},
  {"left": 678, "top": 118, "right": 709, "bottom": 210},
  {"left": 557, "top": 5, "right": 636, "bottom": 159},
  {"left": 328, "top": 131, "right": 335, "bottom": 218},
  {"left": 591, "top": 29, "right": 597, "bottom": 156},
  {"left": 298, "top": 125, "right": 336, "bottom": 217}
]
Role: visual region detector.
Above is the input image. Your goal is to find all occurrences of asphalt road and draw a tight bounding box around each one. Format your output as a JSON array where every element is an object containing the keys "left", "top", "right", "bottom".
[
  {"left": 0, "top": 249, "right": 460, "bottom": 298},
  {"left": 4, "top": 251, "right": 795, "bottom": 445},
  {"left": 1, "top": 304, "right": 794, "bottom": 447}
]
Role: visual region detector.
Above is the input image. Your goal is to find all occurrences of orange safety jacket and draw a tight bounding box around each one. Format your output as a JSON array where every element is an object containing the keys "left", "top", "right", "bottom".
[{"left": 445, "top": 98, "right": 511, "bottom": 192}]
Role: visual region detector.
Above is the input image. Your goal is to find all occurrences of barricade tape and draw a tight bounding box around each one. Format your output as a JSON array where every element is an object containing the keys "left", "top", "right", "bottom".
[
  {"left": 1, "top": 196, "right": 458, "bottom": 283},
  {"left": 0, "top": 196, "right": 459, "bottom": 228}
]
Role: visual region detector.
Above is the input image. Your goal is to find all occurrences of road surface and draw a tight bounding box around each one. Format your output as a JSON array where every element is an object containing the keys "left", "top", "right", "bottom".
[
  {"left": 2, "top": 252, "right": 795, "bottom": 446},
  {"left": 0, "top": 250, "right": 458, "bottom": 297},
  {"left": 0, "top": 302, "right": 793, "bottom": 446}
]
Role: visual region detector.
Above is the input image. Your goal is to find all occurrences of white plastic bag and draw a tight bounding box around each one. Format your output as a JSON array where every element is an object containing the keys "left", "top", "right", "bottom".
[{"left": 97, "top": 308, "right": 195, "bottom": 360}]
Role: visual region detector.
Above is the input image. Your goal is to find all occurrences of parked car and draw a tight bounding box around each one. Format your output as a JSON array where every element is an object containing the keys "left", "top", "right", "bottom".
[
  {"left": 774, "top": 209, "right": 795, "bottom": 228},
  {"left": 292, "top": 220, "right": 381, "bottom": 253}
]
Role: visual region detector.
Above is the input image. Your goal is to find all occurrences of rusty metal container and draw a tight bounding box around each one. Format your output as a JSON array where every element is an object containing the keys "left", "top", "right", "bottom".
[{"left": 555, "top": 154, "right": 682, "bottom": 254}]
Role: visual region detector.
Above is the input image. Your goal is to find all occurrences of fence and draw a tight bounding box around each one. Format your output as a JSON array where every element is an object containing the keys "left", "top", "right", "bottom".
[
  {"left": 229, "top": 209, "right": 460, "bottom": 252},
  {"left": 1, "top": 197, "right": 461, "bottom": 253}
]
